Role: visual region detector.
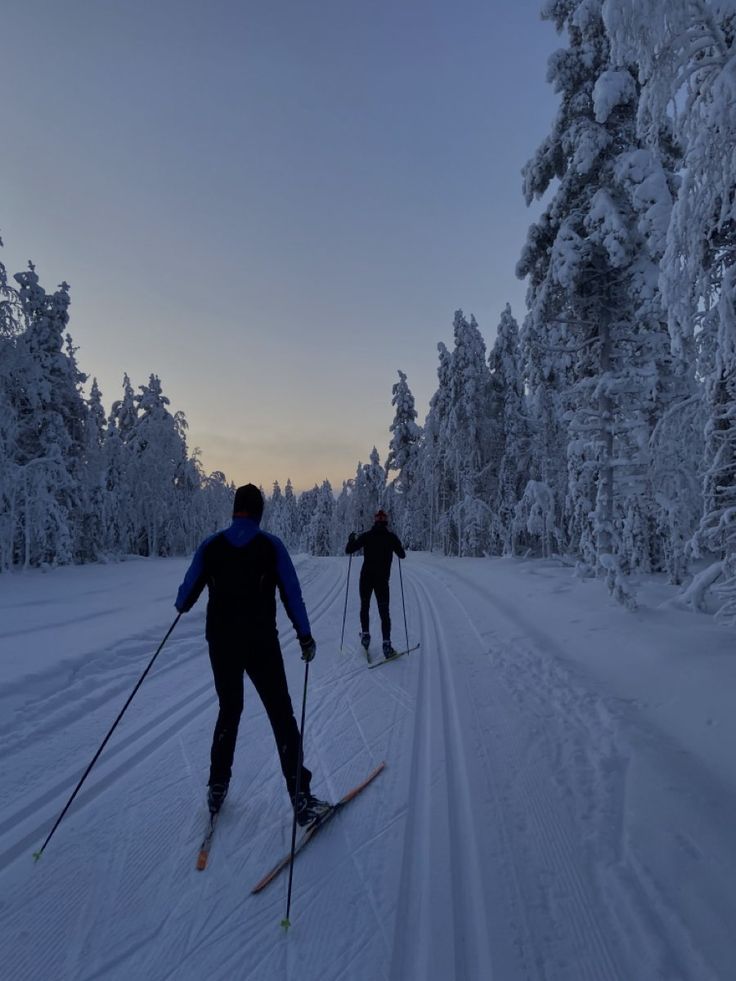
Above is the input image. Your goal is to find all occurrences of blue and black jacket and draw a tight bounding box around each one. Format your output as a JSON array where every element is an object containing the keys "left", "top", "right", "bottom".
[{"left": 176, "top": 517, "right": 311, "bottom": 644}]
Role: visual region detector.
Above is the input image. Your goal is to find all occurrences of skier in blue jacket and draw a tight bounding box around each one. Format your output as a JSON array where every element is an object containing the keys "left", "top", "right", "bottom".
[{"left": 176, "top": 483, "right": 329, "bottom": 825}]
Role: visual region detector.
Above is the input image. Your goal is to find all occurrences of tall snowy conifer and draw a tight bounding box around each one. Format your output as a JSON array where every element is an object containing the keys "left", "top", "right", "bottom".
[
  {"left": 603, "top": 0, "right": 736, "bottom": 611},
  {"left": 489, "top": 305, "right": 529, "bottom": 554},
  {"left": 421, "top": 341, "right": 453, "bottom": 551},
  {"left": 440, "top": 311, "right": 494, "bottom": 556},
  {"left": 518, "top": 0, "right": 678, "bottom": 604},
  {"left": 129, "top": 374, "right": 189, "bottom": 556},
  {"left": 386, "top": 370, "right": 423, "bottom": 547},
  {"left": 13, "top": 267, "right": 85, "bottom": 566},
  {"left": 0, "top": 242, "right": 24, "bottom": 569},
  {"left": 305, "top": 480, "right": 335, "bottom": 556}
]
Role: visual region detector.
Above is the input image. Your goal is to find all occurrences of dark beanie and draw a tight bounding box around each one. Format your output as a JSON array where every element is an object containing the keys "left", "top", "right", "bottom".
[{"left": 233, "top": 483, "right": 264, "bottom": 519}]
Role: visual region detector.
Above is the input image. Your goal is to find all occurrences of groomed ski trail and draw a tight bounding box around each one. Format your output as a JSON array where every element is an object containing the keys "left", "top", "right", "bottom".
[{"left": 1, "top": 553, "right": 734, "bottom": 980}]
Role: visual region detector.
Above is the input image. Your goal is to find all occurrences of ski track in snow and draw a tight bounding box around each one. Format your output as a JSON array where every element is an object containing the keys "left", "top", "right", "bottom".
[{"left": 1, "top": 554, "right": 734, "bottom": 980}]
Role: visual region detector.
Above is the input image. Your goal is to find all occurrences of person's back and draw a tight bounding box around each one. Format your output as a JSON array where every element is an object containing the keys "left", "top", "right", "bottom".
[
  {"left": 175, "top": 483, "right": 329, "bottom": 825},
  {"left": 345, "top": 510, "right": 406, "bottom": 657},
  {"left": 201, "top": 531, "right": 279, "bottom": 643},
  {"left": 354, "top": 523, "right": 404, "bottom": 581}
]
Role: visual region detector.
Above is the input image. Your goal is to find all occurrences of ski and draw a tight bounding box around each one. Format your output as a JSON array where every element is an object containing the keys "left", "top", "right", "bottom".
[
  {"left": 368, "top": 642, "right": 420, "bottom": 669},
  {"left": 251, "top": 761, "right": 386, "bottom": 894},
  {"left": 195, "top": 811, "right": 220, "bottom": 870}
]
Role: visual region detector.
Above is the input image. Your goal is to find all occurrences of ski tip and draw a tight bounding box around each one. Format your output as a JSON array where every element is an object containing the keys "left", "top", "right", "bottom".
[
  {"left": 196, "top": 851, "right": 209, "bottom": 871},
  {"left": 280, "top": 918, "right": 291, "bottom": 932}
]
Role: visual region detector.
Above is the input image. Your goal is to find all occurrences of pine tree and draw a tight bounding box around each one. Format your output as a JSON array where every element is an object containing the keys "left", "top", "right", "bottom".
[
  {"left": 440, "top": 311, "right": 494, "bottom": 556},
  {"left": 305, "top": 480, "right": 334, "bottom": 555},
  {"left": 603, "top": 0, "right": 736, "bottom": 612},
  {"left": 421, "top": 341, "right": 453, "bottom": 551},
  {"left": 0, "top": 240, "right": 24, "bottom": 569},
  {"left": 517, "top": 0, "right": 682, "bottom": 603},
  {"left": 489, "top": 305, "right": 529, "bottom": 554},
  {"left": 13, "top": 266, "right": 86, "bottom": 566},
  {"left": 282, "top": 478, "right": 299, "bottom": 549},
  {"left": 386, "top": 370, "right": 423, "bottom": 547},
  {"left": 129, "top": 374, "right": 189, "bottom": 556}
]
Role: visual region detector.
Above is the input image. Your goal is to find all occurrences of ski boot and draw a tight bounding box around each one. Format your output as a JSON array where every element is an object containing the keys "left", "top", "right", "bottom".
[
  {"left": 294, "top": 791, "right": 332, "bottom": 827},
  {"left": 207, "top": 782, "right": 228, "bottom": 814},
  {"left": 360, "top": 632, "right": 371, "bottom": 651},
  {"left": 383, "top": 640, "right": 400, "bottom": 660}
]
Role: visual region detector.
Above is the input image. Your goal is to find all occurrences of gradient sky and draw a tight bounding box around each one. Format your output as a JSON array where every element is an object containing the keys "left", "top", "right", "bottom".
[{"left": 3, "top": 0, "right": 560, "bottom": 492}]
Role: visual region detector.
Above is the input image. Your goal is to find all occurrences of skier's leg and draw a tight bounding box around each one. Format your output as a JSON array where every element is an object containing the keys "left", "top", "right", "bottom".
[
  {"left": 375, "top": 578, "right": 392, "bottom": 642},
  {"left": 358, "top": 571, "right": 371, "bottom": 636},
  {"left": 246, "top": 641, "right": 313, "bottom": 799},
  {"left": 208, "top": 640, "right": 245, "bottom": 786}
]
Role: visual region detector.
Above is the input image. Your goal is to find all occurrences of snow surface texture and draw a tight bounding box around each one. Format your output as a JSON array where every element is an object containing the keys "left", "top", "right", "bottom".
[{"left": 1, "top": 554, "right": 735, "bottom": 980}]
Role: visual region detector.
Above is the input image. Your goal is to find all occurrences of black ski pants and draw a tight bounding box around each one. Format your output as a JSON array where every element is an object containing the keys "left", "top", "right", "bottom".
[
  {"left": 359, "top": 571, "right": 391, "bottom": 641},
  {"left": 207, "top": 636, "right": 311, "bottom": 800}
]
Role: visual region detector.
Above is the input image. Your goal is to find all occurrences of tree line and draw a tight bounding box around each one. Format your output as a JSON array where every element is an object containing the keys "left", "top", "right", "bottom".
[{"left": 0, "top": 256, "right": 233, "bottom": 570}]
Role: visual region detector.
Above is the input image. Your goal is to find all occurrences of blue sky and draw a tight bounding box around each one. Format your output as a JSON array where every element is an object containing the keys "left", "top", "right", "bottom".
[{"left": 3, "top": 0, "right": 560, "bottom": 491}]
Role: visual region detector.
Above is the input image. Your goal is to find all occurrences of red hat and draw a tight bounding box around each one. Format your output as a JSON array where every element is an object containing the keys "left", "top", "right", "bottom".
[{"left": 374, "top": 509, "right": 388, "bottom": 523}]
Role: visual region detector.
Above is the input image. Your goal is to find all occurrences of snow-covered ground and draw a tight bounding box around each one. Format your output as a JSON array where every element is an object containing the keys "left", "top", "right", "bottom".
[{"left": 1, "top": 553, "right": 735, "bottom": 981}]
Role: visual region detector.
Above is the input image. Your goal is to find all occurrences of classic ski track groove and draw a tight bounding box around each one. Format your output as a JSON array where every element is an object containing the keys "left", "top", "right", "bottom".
[
  {"left": 415, "top": 562, "right": 641, "bottom": 979},
  {"left": 387, "top": 568, "right": 493, "bottom": 980}
]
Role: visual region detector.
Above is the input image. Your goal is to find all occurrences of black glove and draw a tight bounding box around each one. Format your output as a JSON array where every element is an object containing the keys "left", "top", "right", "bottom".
[
  {"left": 348, "top": 532, "right": 357, "bottom": 542},
  {"left": 299, "top": 635, "right": 317, "bottom": 662}
]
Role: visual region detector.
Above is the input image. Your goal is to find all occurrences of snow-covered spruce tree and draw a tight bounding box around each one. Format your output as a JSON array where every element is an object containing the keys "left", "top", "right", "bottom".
[
  {"left": 420, "top": 342, "right": 453, "bottom": 551},
  {"left": 0, "top": 242, "right": 25, "bottom": 569},
  {"left": 281, "top": 478, "right": 299, "bottom": 550},
  {"left": 443, "top": 311, "right": 496, "bottom": 556},
  {"left": 518, "top": 0, "right": 680, "bottom": 605},
  {"left": 128, "top": 374, "right": 189, "bottom": 556},
  {"left": 386, "top": 370, "right": 423, "bottom": 548},
  {"left": 263, "top": 480, "right": 284, "bottom": 537},
  {"left": 200, "top": 470, "right": 234, "bottom": 535},
  {"left": 297, "top": 484, "right": 320, "bottom": 552},
  {"left": 331, "top": 478, "right": 354, "bottom": 550},
  {"left": 420, "top": 313, "right": 495, "bottom": 556},
  {"left": 78, "top": 378, "right": 108, "bottom": 561},
  {"left": 305, "top": 480, "right": 335, "bottom": 556},
  {"left": 12, "top": 266, "right": 87, "bottom": 567},
  {"left": 347, "top": 448, "right": 386, "bottom": 535},
  {"left": 103, "top": 375, "right": 138, "bottom": 555},
  {"left": 488, "top": 305, "right": 530, "bottom": 554},
  {"left": 603, "top": 0, "right": 736, "bottom": 612},
  {"left": 517, "top": 309, "right": 570, "bottom": 557}
]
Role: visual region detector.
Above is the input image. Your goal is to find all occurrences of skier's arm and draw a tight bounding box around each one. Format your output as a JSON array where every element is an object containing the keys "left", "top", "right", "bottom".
[
  {"left": 345, "top": 532, "right": 367, "bottom": 555},
  {"left": 272, "top": 537, "right": 312, "bottom": 639},
  {"left": 392, "top": 534, "right": 406, "bottom": 560},
  {"left": 175, "top": 537, "right": 213, "bottom": 612}
]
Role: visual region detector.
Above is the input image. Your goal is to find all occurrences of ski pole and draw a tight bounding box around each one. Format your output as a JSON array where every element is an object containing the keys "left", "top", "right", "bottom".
[
  {"left": 339, "top": 554, "right": 353, "bottom": 653},
  {"left": 398, "top": 558, "right": 410, "bottom": 654},
  {"left": 33, "top": 612, "right": 182, "bottom": 861},
  {"left": 282, "top": 659, "right": 310, "bottom": 931}
]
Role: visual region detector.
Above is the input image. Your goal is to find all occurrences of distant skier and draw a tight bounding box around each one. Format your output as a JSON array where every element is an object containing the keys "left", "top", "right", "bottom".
[
  {"left": 345, "top": 509, "right": 406, "bottom": 659},
  {"left": 175, "top": 483, "right": 330, "bottom": 826}
]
